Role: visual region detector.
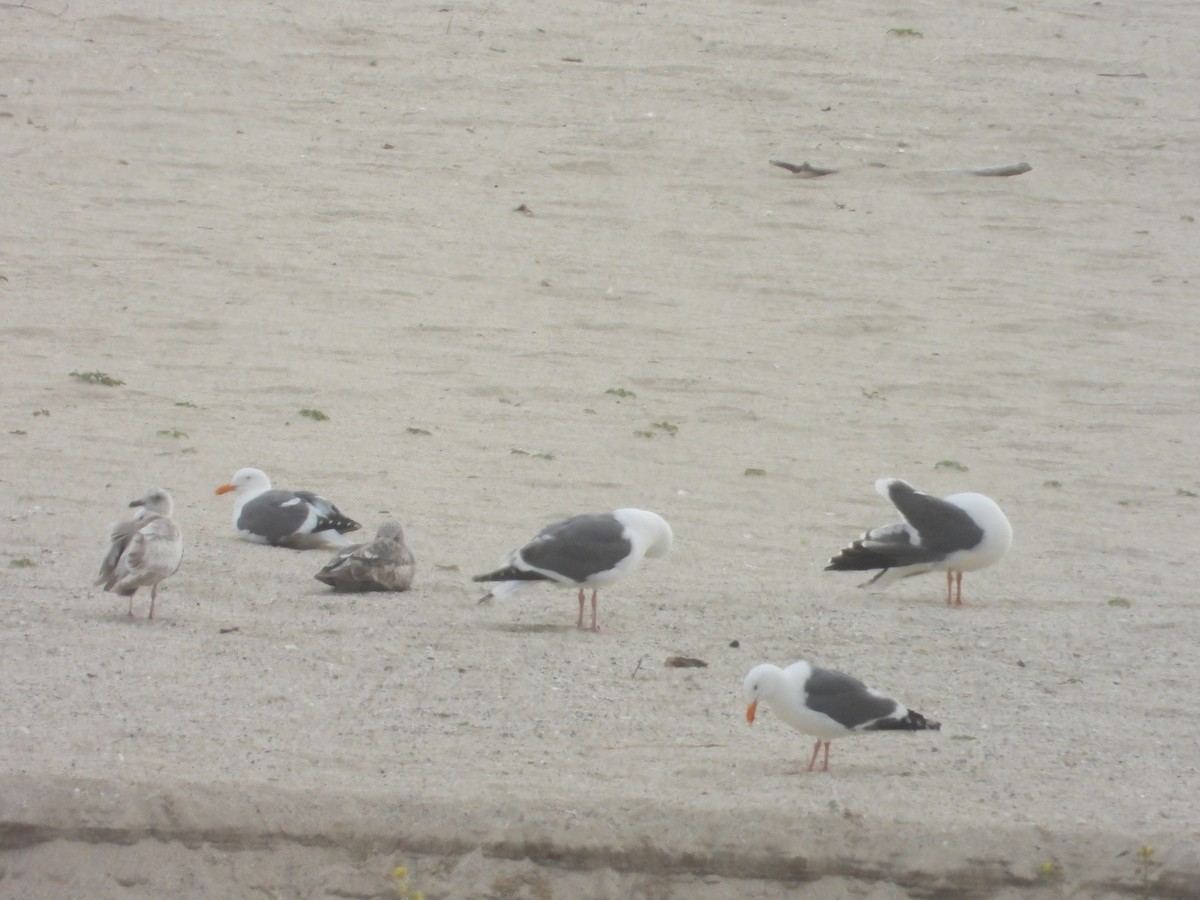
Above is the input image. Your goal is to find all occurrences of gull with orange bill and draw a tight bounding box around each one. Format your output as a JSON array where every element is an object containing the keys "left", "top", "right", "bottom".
[
  {"left": 216, "top": 467, "right": 360, "bottom": 550},
  {"left": 743, "top": 660, "right": 940, "bottom": 773}
]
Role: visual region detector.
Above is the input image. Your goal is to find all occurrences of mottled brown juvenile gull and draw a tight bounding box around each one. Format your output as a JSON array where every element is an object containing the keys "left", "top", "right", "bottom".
[
  {"left": 215, "top": 467, "right": 360, "bottom": 550},
  {"left": 825, "top": 477, "right": 1012, "bottom": 606},
  {"left": 95, "top": 488, "right": 184, "bottom": 620},
  {"left": 314, "top": 521, "right": 415, "bottom": 592},
  {"left": 743, "top": 660, "right": 940, "bottom": 773},
  {"left": 473, "top": 508, "right": 673, "bottom": 632}
]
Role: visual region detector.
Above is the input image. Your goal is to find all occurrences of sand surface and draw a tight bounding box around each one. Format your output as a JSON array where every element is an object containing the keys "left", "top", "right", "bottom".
[{"left": 2, "top": 0, "right": 1199, "bottom": 896}]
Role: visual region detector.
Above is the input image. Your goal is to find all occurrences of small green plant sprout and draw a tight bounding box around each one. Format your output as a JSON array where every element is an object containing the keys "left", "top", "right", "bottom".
[
  {"left": 888, "top": 27, "right": 923, "bottom": 37},
  {"left": 950, "top": 734, "right": 977, "bottom": 741},
  {"left": 406, "top": 426, "right": 432, "bottom": 436},
  {"left": 299, "top": 408, "right": 329, "bottom": 421},
  {"left": 9, "top": 558, "right": 35, "bottom": 568},
  {"left": 434, "top": 563, "right": 460, "bottom": 572},
  {"left": 1043, "top": 480, "right": 1062, "bottom": 488},
  {"left": 392, "top": 865, "right": 424, "bottom": 900},
  {"left": 1107, "top": 597, "right": 1132, "bottom": 608},
  {"left": 634, "top": 429, "right": 656, "bottom": 438},
  {"left": 70, "top": 370, "right": 124, "bottom": 387},
  {"left": 1136, "top": 845, "right": 1157, "bottom": 898},
  {"left": 934, "top": 459, "right": 969, "bottom": 472},
  {"left": 1177, "top": 488, "right": 1198, "bottom": 498},
  {"left": 9, "top": 430, "right": 27, "bottom": 436},
  {"left": 32, "top": 408, "right": 49, "bottom": 416},
  {"left": 605, "top": 387, "right": 636, "bottom": 398},
  {"left": 744, "top": 467, "right": 767, "bottom": 477},
  {"left": 651, "top": 421, "right": 678, "bottom": 435},
  {"left": 1037, "top": 860, "right": 1062, "bottom": 881},
  {"left": 174, "top": 400, "right": 199, "bottom": 408},
  {"left": 156, "top": 428, "right": 188, "bottom": 439}
]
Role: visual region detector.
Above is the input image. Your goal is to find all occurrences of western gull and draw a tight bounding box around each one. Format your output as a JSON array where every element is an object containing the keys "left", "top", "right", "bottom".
[
  {"left": 314, "top": 521, "right": 416, "bottom": 592},
  {"left": 473, "top": 508, "right": 673, "bottom": 631},
  {"left": 215, "top": 467, "right": 361, "bottom": 549},
  {"left": 95, "top": 488, "right": 184, "bottom": 619},
  {"left": 743, "top": 660, "right": 940, "bottom": 772},
  {"left": 825, "top": 477, "right": 1012, "bottom": 606}
]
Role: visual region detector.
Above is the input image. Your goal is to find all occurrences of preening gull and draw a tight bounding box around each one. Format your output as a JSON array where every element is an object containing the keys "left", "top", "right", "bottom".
[
  {"left": 825, "top": 477, "right": 1012, "bottom": 606},
  {"left": 473, "top": 508, "right": 673, "bottom": 631},
  {"left": 95, "top": 488, "right": 184, "bottom": 619},
  {"left": 314, "top": 521, "right": 415, "bottom": 592},
  {"left": 743, "top": 660, "right": 940, "bottom": 772},
  {"left": 215, "top": 467, "right": 361, "bottom": 550}
]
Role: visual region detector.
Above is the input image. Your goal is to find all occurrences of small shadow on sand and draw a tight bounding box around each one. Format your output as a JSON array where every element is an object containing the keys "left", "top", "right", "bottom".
[{"left": 487, "top": 622, "right": 575, "bottom": 634}]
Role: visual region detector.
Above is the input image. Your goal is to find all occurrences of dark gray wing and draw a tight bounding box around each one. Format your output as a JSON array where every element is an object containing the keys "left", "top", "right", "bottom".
[
  {"left": 803, "top": 666, "right": 901, "bottom": 730},
  {"left": 519, "top": 513, "right": 632, "bottom": 582},
  {"left": 237, "top": 490, "right": 312, "bottom": 544},
  {"left": 826, "top": 521, "right": 941, "bottom": 572},
  {"left": 885, "top": 480, "right": 984, "bottom": 555}
]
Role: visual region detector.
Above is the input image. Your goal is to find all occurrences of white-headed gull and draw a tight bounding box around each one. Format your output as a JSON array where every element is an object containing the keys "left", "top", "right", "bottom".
[
  {"left": 473, "top": 508, "right": 673, "bottom": 631},
  {"left": 743, "top": 660, "right": 940, "bottom": 772},
  {"left": 216, "top": 467, "right": 360, "bottom": 549},
  {"left": 826, "top": 477, "right": 1012, "bottom": 606}
]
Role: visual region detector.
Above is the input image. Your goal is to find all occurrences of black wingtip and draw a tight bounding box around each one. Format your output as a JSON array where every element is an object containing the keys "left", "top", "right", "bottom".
[
  {"left": 825, "top": 542, "right": 894, "bottom": 573},
  {"left": 867, "top": 709, "right": 940, "bottom": 732}
]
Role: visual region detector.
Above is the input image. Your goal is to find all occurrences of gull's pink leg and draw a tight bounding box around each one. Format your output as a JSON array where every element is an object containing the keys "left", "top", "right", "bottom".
[
  {"left": 589, "top": 589, "right": 600, "bottom": 632},
  {"left": 128, "top": 593, "right": 135, "bottom": 617},
  {"left": 819, "top": 741, "right": 831, "bottom": 772},
  {"left": 954, "top": 571, "right": 964, "bottom": 607},
  {"left": 576, "top": 588, "right": 586, "bottom": 629},
  {"left": 805, "top": 739, "right": 822, "bottom": 771},
  {"left": 149, "top": 585, "right": 158, "bottom": 620},
  {"left": 945, "top": 570, "right": 954, "bottom": 606}
]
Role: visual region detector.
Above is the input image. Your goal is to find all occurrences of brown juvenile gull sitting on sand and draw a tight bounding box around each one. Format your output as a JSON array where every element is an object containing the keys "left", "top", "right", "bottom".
[
  {"left": 215, "top": 467, "right": 360, "bottom": 550},
  {"left": 314, "top": 521, "right": 415, "bottom": 592},
  {"left": 825, "top": 477, "right": 1012, "bottom": 606},
  {"left": 473, "top": 508, "right": 673, "bottom": 632},
  {"left": 743, "top": 660, "right": 940, "bottom": 773},
  {"left": 96, "top": 488, "right": 184, "bottom": 619}
]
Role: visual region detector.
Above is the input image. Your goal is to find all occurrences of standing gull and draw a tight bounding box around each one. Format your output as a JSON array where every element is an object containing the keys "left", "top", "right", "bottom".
[
  {"left": 743, "top": 660, "right": 940, "bottom": 772},
  {"left": 473, "top": 508, "right": 673, "bottom": 631},
  {"left": 825, "top": 478, "right": 1012, "bottom": 606},
  {"left": 215, "top": 467, "right": 361, "bottom": 549},
  {"left": 95, "top": 488, "right": 184, "bottom": 619},
  {"left": 315, "top": 521, "right": 416, "bottom": 592}
]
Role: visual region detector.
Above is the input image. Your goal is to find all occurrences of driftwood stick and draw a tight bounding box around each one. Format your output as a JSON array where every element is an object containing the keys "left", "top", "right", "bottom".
[
  {"left": 769, "top": 159, "right": 837, "bottom": 178},
  {"left": 770, "top": 159, "right": 1032, "bottom": 178},
  {"left": 965, "top": 162, "right": 1032, "bottom": 177}
]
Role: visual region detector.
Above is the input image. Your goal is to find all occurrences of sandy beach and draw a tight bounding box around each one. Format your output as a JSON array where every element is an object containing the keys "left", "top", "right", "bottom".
[{"left": 2, "top": 0, "right": 1199, "bottom": 896}]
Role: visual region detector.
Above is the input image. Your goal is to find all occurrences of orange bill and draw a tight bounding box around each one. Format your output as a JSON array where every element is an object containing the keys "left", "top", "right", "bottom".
[
  {"left": 745, "top": 700, "right": 757, "bottom": 724},
  {"left": 215, "top": 484, "right": 236, "bottom": 495}
]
